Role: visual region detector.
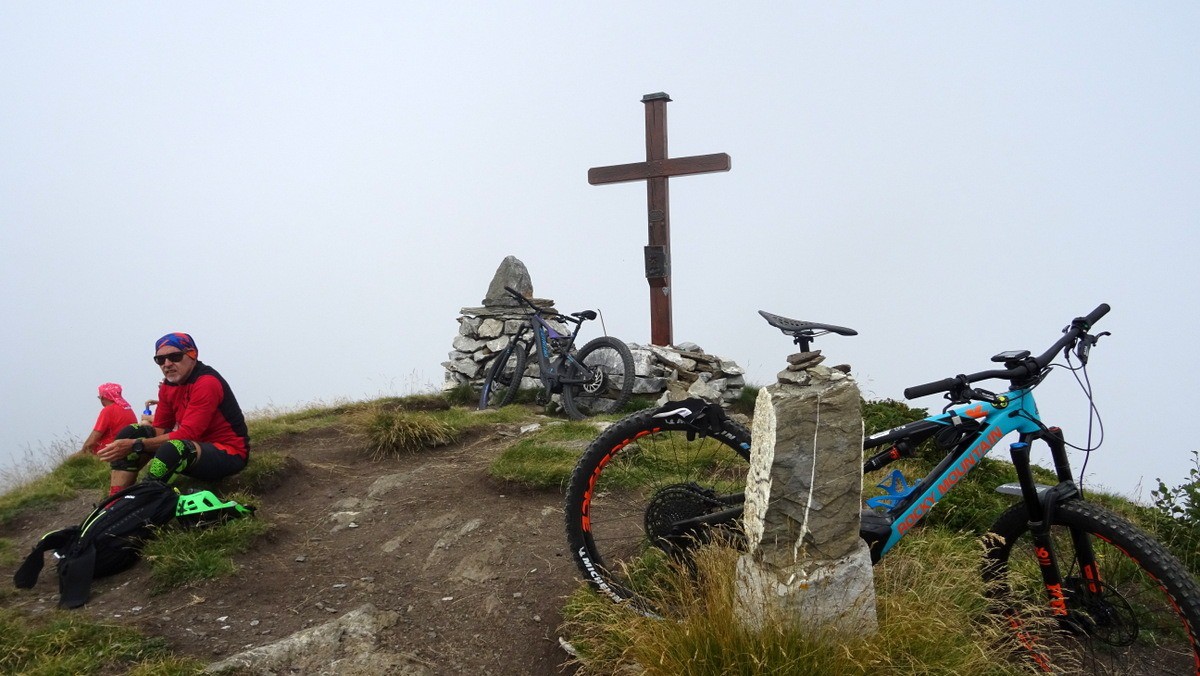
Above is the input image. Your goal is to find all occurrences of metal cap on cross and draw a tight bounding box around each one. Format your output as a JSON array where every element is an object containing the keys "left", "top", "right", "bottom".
[{"left": 588, "top": 93, "right": 731, "bottom": 347}]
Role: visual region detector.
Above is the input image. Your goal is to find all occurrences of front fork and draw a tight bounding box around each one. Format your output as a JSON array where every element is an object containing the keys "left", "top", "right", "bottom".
[{"left": 1010, "top": 429, "right": 1103, "bottom": 624}]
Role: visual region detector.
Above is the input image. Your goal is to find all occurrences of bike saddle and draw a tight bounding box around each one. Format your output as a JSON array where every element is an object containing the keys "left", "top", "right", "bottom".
[
  {"left": 572, "top": 310, "right": 597, "bottom": 321},
  {"left": 758, "top": 310, "right": 857, "bottom": 338}
]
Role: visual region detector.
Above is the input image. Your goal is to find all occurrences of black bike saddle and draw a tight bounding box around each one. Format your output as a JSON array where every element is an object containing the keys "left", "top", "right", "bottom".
[{"left": 758, "top": 310, "right": 857, "bottom": 350}]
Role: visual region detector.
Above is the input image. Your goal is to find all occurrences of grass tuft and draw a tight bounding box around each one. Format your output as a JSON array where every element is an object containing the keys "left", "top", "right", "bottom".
[
  {"left": 363, "top": 409, "right": 461, "bottom": 459},
  {"left": 143, "top": 515, "right": 271, "bottom": 593},
  {"left": 442, "top": 384, "right": 478, "bottom": 407}
]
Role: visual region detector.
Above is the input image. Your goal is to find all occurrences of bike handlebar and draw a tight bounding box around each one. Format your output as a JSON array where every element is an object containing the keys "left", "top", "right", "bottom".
[
  {"left": 903, "top": 303, "right": 1110, "bottom": 400},
  {"left": 503, "top": 285, "right": 584, "bottom": 324}
]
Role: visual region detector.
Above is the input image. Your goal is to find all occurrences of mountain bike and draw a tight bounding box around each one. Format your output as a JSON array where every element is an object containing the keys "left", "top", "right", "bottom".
[
  {"left": 564, "top": 304, "right": 1200, "bottom": 674},
  {"left": 477, "top": 286, "right": 635, "bottom": 420}
]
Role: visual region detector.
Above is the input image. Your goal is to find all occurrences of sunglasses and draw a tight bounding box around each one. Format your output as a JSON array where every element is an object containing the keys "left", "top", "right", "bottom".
[{"left": 154, "top": 352, "right": 188, "bottom": 366}]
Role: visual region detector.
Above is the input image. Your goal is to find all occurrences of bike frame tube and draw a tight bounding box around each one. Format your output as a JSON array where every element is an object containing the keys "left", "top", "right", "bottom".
[
  {"left": 874, "top": 388, "right": 1044, "bottom": 557},
  {"left": 530, "top": 313, "right": 586, "bottom": 390}
]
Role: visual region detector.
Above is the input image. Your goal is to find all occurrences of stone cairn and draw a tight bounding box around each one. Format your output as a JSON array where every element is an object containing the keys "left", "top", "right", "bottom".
[
  {"left": 442, "top": 256, "right": 748, "bottom": 407},
  {"left": 734, "top": 350, "right": 878, "bottom": 634}
]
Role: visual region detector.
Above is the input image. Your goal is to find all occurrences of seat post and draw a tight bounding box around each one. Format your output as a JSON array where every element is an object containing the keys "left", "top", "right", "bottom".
[{"left": 794, "top": 334, "right": 813, "bottom": 352}]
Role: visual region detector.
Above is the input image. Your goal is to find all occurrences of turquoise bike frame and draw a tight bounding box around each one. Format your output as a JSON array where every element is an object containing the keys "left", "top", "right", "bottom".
[{"left": 873, "top": 387, "right": 1044, "bottom": 556}]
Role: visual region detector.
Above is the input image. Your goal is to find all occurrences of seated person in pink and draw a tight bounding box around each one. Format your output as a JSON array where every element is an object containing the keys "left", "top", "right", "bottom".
[
  {"left": 96, "top": 333, "right": 249, "bottom": 496},
  {"left": 76, "top": 383, "right": 138, "bottom": 456}
]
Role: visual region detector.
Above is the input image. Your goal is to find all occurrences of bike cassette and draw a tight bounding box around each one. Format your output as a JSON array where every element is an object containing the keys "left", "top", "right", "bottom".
[{"left": 644, "top": 483, "right": 730, "bottom": 557}]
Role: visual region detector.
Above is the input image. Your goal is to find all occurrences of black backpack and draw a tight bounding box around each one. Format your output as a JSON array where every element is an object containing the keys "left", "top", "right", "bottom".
[{"left": 13, "top": 481, "right": 179, "bottom": 608}]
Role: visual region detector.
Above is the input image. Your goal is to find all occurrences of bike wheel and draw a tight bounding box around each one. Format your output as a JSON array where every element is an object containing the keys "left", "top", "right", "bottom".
[
  {"left": 564, "top": 407, "right": 752, "bottom": 609},
  {"left": 477, "top": 344, "right": 527, "bottom": 410},
  {"left": 560, "top": 336, "right": 635, "bottom": 420},
  {"left": 983, "top": 499, "right": 1200, "bottom": 674}
]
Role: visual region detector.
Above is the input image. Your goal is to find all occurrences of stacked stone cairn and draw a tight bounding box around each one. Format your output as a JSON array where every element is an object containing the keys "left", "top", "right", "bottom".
[
  {"left": 442, "top": 256, "right": 748, "bottom": 407},
  {"left": 735, "top": 349, "right": 878, "bottom": 634}
]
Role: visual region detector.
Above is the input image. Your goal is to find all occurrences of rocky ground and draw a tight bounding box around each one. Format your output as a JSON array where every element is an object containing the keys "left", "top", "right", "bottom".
[{"left": 1, "top": 413, "right": 586, "bottom": 675}]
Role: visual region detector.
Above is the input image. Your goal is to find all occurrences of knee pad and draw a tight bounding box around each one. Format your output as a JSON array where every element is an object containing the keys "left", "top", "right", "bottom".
[
  {"left": 146, "top": 440, "right": 197, "bottom": 482},
  {"left": 115, "top": 424, "right": 156, "bottom": 440}
]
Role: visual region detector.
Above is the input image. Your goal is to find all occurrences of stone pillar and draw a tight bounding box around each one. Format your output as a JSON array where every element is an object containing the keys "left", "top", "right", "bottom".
[{"left": 735, "top": 352, "right": 877, "bottom": 633}]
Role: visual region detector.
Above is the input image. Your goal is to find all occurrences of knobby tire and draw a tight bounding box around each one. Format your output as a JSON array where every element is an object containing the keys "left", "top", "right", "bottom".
[
  {"left": 561, "top": 336, "right": 636, "bottom": 420},
  {"left": 983, "top": 499, "right": 1200, "bottom": 674},
  {"left": 564, "top": 408, "right": 751, "bottom": 610},
  {"left": 478, "top": 344, "right": 527, "bottom": 410}
]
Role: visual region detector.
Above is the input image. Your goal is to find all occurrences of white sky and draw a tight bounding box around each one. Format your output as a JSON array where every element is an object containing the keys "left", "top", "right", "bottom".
[{"left": 2, "top": 3, "right": 1197, "bottom": 499}]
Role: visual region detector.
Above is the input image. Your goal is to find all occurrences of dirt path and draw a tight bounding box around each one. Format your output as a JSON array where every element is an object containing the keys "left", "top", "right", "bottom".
[{"left": 2, "top": 417, "right": 583, "bottom": 675}]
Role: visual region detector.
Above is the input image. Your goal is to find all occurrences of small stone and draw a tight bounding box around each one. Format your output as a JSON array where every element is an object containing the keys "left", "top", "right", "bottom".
[
  {"left": 250, "top": 619, "right": 260, "bottom": 627},
  {"left": 295, "top": 556, "right": 306, "bottom": 563},
  {"left": 217, "top": 616, "right": 228, "bottom": 622},
  {"left": 533, "top": 614, "right": 541, "bottom": 622}
]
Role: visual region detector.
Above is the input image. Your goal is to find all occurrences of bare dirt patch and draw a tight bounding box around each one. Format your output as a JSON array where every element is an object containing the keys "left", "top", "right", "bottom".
[{"left": 1, "top": 415, "right": 583, "bottom": 675}]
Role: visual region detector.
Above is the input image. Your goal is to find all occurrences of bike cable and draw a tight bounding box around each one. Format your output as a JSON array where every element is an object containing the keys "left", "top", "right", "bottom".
[
  {"left": 597, "top": 308, "right": 608, "bottom": 337},
  {"left": 1030, "top": 354, "right": 1106, "bottom": 492}
]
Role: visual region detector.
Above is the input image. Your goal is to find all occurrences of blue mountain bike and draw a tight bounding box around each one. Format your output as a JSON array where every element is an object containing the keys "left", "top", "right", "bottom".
[{"left": 564, "top": 304, "right": 1200, "bottom": 674}]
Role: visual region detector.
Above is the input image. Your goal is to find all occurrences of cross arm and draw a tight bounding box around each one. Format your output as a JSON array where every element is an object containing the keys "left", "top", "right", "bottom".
[{"left": 588, "top": 152, "right": 732, "bottom": 185}]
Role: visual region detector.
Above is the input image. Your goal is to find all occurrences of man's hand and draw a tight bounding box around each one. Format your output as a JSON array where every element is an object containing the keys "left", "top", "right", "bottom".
[{"left": 97, "top": 438, "right": 137, "bottom": 463}]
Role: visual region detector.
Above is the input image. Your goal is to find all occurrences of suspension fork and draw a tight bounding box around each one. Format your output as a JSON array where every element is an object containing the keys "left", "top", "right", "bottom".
[{"left": 1010, "top": 430, "right": 1102, "bottom": 620}]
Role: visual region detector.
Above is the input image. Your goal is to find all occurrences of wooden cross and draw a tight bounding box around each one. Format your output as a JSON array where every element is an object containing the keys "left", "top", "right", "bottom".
[{"left": 588, "top": 92, "right": 731, "bottom": 347}]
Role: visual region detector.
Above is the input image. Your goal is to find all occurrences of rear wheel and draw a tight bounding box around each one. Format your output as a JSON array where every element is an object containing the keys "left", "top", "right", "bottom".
[
  {"left": 564, "top": 407, "right": 751, "bottom": 609},
  {"left": 477, "top": 344, "right": 527, "bottom": 409},
  {"left": 983, "top": 499, "right": 1200, "bottom": 674},
  {"left": 561, "top": 336, "right": 635, "bottom": 420}
]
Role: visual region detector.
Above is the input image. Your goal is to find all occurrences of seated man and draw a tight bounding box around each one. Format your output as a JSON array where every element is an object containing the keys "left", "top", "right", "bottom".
[{"left": 97, "top": 333, "right": 250, "bottom": 495}]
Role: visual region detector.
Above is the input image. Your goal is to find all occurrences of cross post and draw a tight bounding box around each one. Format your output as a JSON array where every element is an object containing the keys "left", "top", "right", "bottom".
[{"left": 588, "top": 93, "right": 730, "bottom": 347}]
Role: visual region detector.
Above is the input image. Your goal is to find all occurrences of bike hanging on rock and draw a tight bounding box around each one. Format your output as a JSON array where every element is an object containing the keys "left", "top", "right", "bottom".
[
  {"left": 477, "top": 286, "right": 635, "bottom": 420},
  {"left": 563, "top": 304, "right": 1200, "bottom": 674}
]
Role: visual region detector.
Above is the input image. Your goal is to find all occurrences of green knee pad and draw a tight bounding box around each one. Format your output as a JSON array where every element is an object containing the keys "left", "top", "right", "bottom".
[{"left": 147, "top": 440, "right": 195, "bottom": 482}]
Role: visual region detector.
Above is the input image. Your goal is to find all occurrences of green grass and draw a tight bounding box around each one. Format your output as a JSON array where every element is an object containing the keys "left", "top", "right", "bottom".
[
  {"left": 361, "top": 409, "right": 462, "bottom": 459},
  {"left": 488, "top": 421, "right": 603, "bottom": 488},
  {"left": 246, "top": 399, "right": 361, "bottom": 443},
  {"left": 563, "top": 535, "right": 1033, "bottom": 675},
  {"left": 0, "top": 537, "right": 15, "bottom": 568},
  {"left": 0, "top": 453, "right": 109, "bottom": 526},
  {"left": 143, "top": 514, "right": 271, "bottom": 593},
  {"left": 0, "top": 606, "right": 204, "bottom": 675}
]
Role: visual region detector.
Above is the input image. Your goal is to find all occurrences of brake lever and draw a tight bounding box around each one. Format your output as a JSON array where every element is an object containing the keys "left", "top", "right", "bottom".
[{"left": 1073, "top": 331, "right": 1112, "bottom": 365}]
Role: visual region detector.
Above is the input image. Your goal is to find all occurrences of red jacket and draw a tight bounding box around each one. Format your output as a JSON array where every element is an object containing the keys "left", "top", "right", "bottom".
[{"left": 153, "top": 362, "right": 249, "bottom": 458}]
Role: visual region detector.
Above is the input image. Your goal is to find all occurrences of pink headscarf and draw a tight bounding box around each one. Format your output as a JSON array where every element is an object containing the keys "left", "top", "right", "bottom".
[{"left": 97, "top": 383, "right": 132, "bottom": 410}]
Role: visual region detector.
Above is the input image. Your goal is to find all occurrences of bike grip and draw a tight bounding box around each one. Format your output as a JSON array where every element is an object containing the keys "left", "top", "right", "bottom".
[
  {"left": 1083, "top": 303, "right": 1110, "bottom": 327},
  {"left": 904, "top": 377, "right": 958, "bottom": 400}
]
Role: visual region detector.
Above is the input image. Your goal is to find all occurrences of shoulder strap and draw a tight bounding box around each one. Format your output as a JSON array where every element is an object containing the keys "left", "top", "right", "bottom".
[
  {"left": 57, "top": 542, "right": 98, "bottom": 609},
  {"left": 13, "top": 527, "right": 79, "bottom": 589}
]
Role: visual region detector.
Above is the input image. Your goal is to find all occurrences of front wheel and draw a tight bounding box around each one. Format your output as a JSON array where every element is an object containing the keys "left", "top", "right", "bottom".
[
  {"left": 477, "top": 344, "right": 527, "bottom": 410},
  {"left": 564, "top": 406, "right": 752, "bottom": 610},
  {"left": 561, "top": 336, "right": 635, "bottom": 420},
  {"left": 983, "top": 499, "right": 1200, "bottom": 674}
]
